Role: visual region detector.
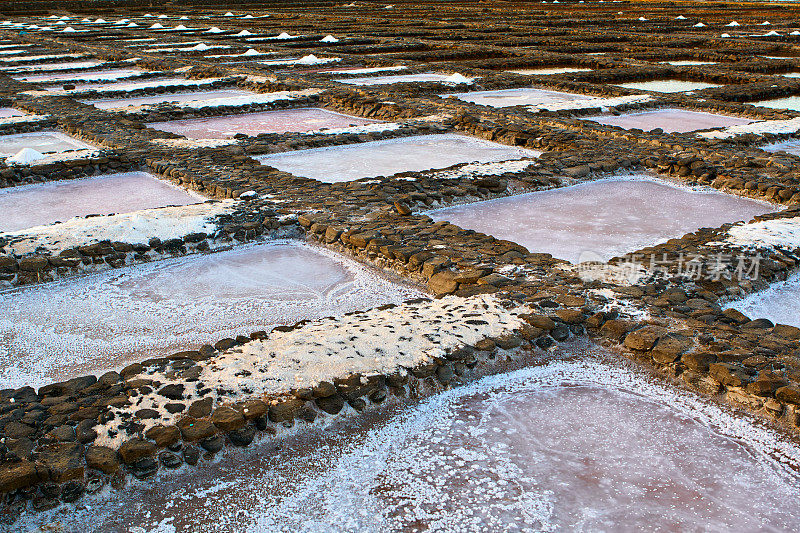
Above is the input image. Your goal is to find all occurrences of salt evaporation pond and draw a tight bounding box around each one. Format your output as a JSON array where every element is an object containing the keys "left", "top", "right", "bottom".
[
  {"left": 584, "top": 108, "right": 754, "bottom": 133},
  {"left": 81, "top": 88, "right": 256, "bottom": 109},
  {"left": 0, "top": 171, "right": 202, "bottom": 232},
  {"left": 0, "top": 241, "right": 422, "bottom": 388},
  {"left": 0, "top": 131, "right": 95, "bottom": 159},
  {"left": 753, "top": 96, "right": 800, "bottom": 112},
  {"left": 507, "top": 67, "right": 592, "bottom": 75},
  {"left": 335, "top": 73, "right": 456, "bottom": 85},
  {"left": 614, "top": 80, "right": 721, "bottom": 92},
  {"left": 428, "top": 176, "right": 773, "bottom": 262},
  {"left": 725, "top": 271, "right": 800, "bottom": 328},
  {"left": 0, "top": 107, "right": 24, "bottom": 118},
  {"left": 255, "top": 133, "right": 540, "bottom": 182},
  {"left": 0, "top": 60, "right": 104, "bottom": 73},
  {"left": 12, "top": 68, "right": 144, "bottom": 83},
  {"left": 147, "top": 108, "right": 379, "bottom": 139},
  {"left": 445, "top": 87, "right": 593, "bottom": 108},
  {"left": 15, "top": 348, "right": 800, "bottom": 532}
]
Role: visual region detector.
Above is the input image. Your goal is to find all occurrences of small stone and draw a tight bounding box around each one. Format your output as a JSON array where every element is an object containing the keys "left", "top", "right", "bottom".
[
  {"left": 118, "top": 439, "right": 156, "bottom": 465},
  {"left": 211, "top": 406, "right": 246, "bottom": 431},
  {"left": 85, "top": 445, "right": 119, "bottom": 474}
]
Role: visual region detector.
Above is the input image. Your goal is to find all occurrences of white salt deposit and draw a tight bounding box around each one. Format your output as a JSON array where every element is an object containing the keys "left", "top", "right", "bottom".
[
  {"left": 0, "top": 171, "right": 202, "bottom": 232},
  {"left": 0, "top": 106, "right": 24, "bottom": 118},
  {"left": 507, "top": 67, "right": 592, "bottom": 75},
  {"left": 0, "top": 241, "right": 422, "bottom": 388},
  {"left": 30, "top": 77, "right": 227, "bottom": 96},
  {"left": 336, "top": 72, "right": 470, "bottom": 85},
  {"left": 0, "top": 131, "right": 95, "bottom": 159},
  {"left": 614, "top": 80, "right": 722, "bottom": 92},
  {"left": 699, "top": 117, "right": 800, "bottom": 139},
  {"left": 584, "top": 108, "right": 755, "bottom": 133},
  {"left": 260, "top": 54, "right": 340, "bottom": 66},
  {"left": 4, "top": 201, "right": 233, "bottom": 257},
  {"left": 147, "top": 108, "right": 379, "bottom": 139},
  {"left": 80, "top": 89, "right": 256, "bottom": 110},
  {"left": 722, "top": 217, "right": 800, "bottom": 249},
  {"left": 5, "top": 147, "right": 45, "bottom": 165},
  {"left": 15, "top": 351, "right": 800, "bottom": 532},
  {"left": 753, "top": 96, "right": 800, "bottom": 112},
  {"left": 326, "top": 65, "right": 406, "bottom": 75},
  {"left": 659, "top": 60, "right": 717, "bottom": 66},
  {"left": 428, "top": 175, "right": 774, "bottom": 262},
  {"left": 256, "top": 133, "right": 540, "bottom": 182},
  {"left": 725, "top": 272, "right": 800, "bottom": 328}
]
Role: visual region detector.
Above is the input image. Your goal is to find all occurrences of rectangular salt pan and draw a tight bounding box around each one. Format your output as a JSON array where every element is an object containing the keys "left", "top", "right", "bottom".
[
  {"left": 0, "top": 241, "right": 421, "bottom": 387},
  {"left": 444, "top": 87, "right": 594, "bottom": 108},
  {"left": 0, "top": 107, "right": 24, "bottom": 118},
  {"left": 13, "top": 68, "right": 144, "bottom": 83},
  {"left": 0, "top": 60, "right": 104, "bottom": 72},
  {"left": 147, "top": 108, "right": 379, "bottom": 139},
  {"left": 0, "top": 171, "right": 202, "bottom": 233},
  {"left": 753, "top": 96, "right": 800, "bottom": 112},
  {"left": 428, "top": 176, "right": 774, "bottom": 263},
  {"left": 507, "top": 67, "right": 592, "bottom": 75},
  {"left": 614, "top": 80, "right": 722, "bottom": 93},
  {"left": 81, "top": 89, "right": 256, "bottom": 109},
  {"left": 584, "top": 108, "right": 754, "bottom": 133},
  {"left": 256, "top": 133, "right": 541, "bottom": 182},
  {"left": 335, "top": 73, "right": 454, "bottom": 85},
  {"left": 0, "top": 131, "right": 95, "bottom": 158}
]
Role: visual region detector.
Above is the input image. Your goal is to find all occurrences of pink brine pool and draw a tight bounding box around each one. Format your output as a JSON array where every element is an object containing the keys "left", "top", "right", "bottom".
[
  {"left": 428, "top": 175, "right": 773, "bottom": 262},
  {"left": 147, "top": 108, "right": 379, "bottom": 139},
  {"left": 0, "top": 171, "right": 202, "bottom": 232},
  {"left": 584, "top": 108, "right": 755, "bottom": 133}
]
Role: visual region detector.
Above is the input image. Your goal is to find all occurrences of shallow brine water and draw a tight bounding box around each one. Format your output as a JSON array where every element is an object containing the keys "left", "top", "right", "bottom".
[
  {"left": 0, "top": 241, "right": 422, "bottom": 388},
  {"left": 613, "top": 80, "right": 721, "bottom": 93},
  {"left": 584, "top": 108, "right": 754, "bottom": 133},
  {"left": 81, "top": 89, "right": 256, "bottom": 109},
  {"left": 428, "top": 176, "right": 773, "bottom": 262},
  {"left": 0, "top": 131, "right": 95, "bottom": 158},
  {"left": 507, "top": 67, "right": 592, "bottom": 75},
  {"left": 255, "top": 133, "right": 540, "bottom": 182},
  {"left": 335, "top": 73, "right": 456, "bottom": 85},
  {"left": 725, "top": 271, "right": 800, "bottom": 328},
  {"left": 444, "top": 87, "right": 593, "bottom": 108},
  {"left": 753, "top": 96, "right": 800, "bottom": 112},
  {"left": 0, "top": 171, "right": 202, "bottom": 232},
  {"left": 15, "top": 348, "right": 800, "bottom": 532},
  {"left": 147, "top": 108, "right": 379, "bottom": 139},
  {"left": 12, "top": 68, "right": 144, "bottom": 83}
]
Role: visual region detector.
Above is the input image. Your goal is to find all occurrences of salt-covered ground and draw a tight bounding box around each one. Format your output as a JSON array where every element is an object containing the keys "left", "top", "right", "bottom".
[
  {"left": 256, "top": 133, "right": 540, "bottom": 182},
  {"left": 148, "top": 108, "right": 379, "bottom": 139},
  {"left": 12, "top": 68, "right": 145, "bottom": 83},
  {"left": 725, "top": 272, "right": 800, "bottom": 328},
  {"left": 614, "top": 80, "right": 721, "bottom": 92},
  {"left": 335, "top": 72, "right": 467, "bottom": 85},
  {"left": 507, "top": 67, "right": 592, "bottom": 75},
  {"left": 753, "top": 96, "right": 800, "bottom": 112},
  {"left": 81, "top": 89, "right": 256, "bottom": 109},
  {"left": 0, "top": 241, "right": 423, "bottom": 388},
  {"left": 27, "top": 77, "right": 226, "bottom": 96},
  {"left": 659, "top": 60, "right": 717, "bottom": 66},
  {"left": 0, "top": 171, "right": 202, "bottom": 232},
  {"left": 0, "top": 131, "right": 95, "bottom": 159},
  {"left": 15, "top": 347, "right": 800, "bottom": 533},
  {"left": 428, "top": 175, "right": 773, "bottom": 262},
  {"left": 584, "top": 108, "right": 754, "bottom": 133}
]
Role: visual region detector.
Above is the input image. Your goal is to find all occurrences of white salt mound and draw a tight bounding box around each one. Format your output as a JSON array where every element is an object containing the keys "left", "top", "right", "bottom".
[{"left": 5, "top": 147, "right": 45, "bottom": 165}]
